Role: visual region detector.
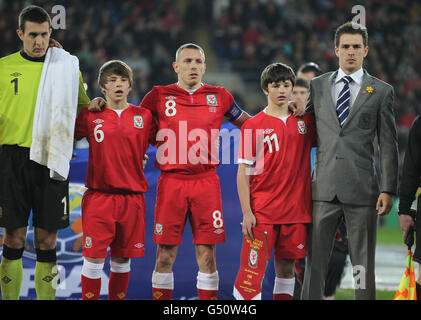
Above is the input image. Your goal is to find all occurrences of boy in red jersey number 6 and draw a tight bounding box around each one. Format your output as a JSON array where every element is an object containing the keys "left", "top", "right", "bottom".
[
  {"left": 234, "top": 63, "right": 316, "bottom": 300},
  {"left": 74, "top": 60, "right": 156, "bottom": 300}
]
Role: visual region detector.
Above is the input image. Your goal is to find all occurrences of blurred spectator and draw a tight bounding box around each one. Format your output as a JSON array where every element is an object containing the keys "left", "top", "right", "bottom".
[
  {"left": 0, "top": 0, "right": 184, "bottom": 106},
  {"left": 211, "top": 0, "right": 421, "bottom": 173},
  {"left": 1, "top": 0, "right": 419, "bottom": 173},
  {"left": 297, "top": 62, "right": 322, "bottom": 81}
]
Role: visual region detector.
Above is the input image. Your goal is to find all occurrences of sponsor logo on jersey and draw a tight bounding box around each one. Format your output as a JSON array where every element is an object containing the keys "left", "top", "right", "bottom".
[
  {"left": 297, "top": 121, "right": 307, "bottom": 134},
  {"left": 134, "top": 243, "right": 144, "bottom": 248},
  {"left": 133, "top": 116, "right": 144, "bottom": 128},
  {"left": 206, "top": 94, "right": 218, "bottom": 105},
  {"left": 213, "top": 228, "right": 224, "bottom": 234},
  {"left": 264, "top": 128, "right": 274, "bottom": 135},
  {"left": 248, "top": 249, "right": 258, "bottom": 269},
  {"left": 84, "top": 236, "right": 93, "bottom": 248},
  {"left": 155, "top": 223, "right": 163, "bottom": 235},
  {"left": 297, "top": 244, "right": 304, "bottom": 250},
  {"left": 10, "top": 72, "right": 22, "bottom": 77},
  {"left": 93, "top": 119, "right": 104, "bottom": 124}
]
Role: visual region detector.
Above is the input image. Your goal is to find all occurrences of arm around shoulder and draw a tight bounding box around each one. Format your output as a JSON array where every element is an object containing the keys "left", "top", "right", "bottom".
[{"left": 231, "top": 112, "right": 251, "bottom": 128}]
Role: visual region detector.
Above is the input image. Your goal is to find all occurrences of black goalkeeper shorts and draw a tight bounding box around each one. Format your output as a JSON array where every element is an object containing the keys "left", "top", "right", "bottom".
[{"left": 0, "top": 145, "right": 69, "bottom": 231}]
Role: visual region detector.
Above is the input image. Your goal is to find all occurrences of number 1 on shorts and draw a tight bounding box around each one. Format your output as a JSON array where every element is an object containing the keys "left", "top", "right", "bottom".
[{"left": 62, "top": 196, "right": 68, "bottom": 215}]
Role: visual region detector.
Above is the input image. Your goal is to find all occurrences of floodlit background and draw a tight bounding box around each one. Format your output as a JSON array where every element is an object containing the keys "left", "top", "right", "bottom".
[{"left": 0, "top": 0, "right": 419, "bottom": 299}]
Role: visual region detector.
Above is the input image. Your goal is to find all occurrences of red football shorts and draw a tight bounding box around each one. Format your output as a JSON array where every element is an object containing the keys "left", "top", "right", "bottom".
[
  {"left": 81, "top": 190, "right": 146, "bottom": 258},
  {"left": 254, "top": 223, "right": 308, "bottom": 260},
  {"left": 153, "top": 170, "right": 225, "bottom": 245}
]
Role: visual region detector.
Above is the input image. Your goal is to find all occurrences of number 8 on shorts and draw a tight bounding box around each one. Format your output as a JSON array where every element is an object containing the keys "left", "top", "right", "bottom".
[{"left": 212, "top": 210, "right": 224, "bottom": 229}]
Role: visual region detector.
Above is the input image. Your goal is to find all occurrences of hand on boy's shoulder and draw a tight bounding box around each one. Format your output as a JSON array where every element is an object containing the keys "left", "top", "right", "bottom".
[
  {"left": 88, "top": 97, "right": 106, "bottom": 112},
  {"left": 288, "top": 100, "right": 306, "bottom": 117}
]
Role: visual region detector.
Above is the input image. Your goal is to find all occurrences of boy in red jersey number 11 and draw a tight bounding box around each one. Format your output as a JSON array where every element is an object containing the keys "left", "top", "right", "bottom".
[
  {"left": 234, "top": 63, "right": 316, "bottom": 300},
  {"left": 74, "top": 60, "right": 156, "bottom": 300}
]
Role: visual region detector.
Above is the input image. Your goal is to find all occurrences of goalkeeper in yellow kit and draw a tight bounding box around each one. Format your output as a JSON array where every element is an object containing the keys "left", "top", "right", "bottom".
[{"left": 0, "top": 5, "right": 90, "bottom": 300}]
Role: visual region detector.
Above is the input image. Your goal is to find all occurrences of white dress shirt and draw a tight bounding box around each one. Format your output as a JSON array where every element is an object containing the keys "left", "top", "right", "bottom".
[{"left": 331, "top": 68, "right": 364, "bottom": 109}]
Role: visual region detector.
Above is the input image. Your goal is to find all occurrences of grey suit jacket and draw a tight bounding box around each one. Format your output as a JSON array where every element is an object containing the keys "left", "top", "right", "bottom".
[{"left": 307, "top": 69, "right": 399, "bottom": 206}]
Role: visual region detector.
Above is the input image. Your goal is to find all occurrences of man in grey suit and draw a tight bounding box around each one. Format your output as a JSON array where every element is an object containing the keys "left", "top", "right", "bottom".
[{"left": 300, "top": 22, "right": 399, "bottom": 300}]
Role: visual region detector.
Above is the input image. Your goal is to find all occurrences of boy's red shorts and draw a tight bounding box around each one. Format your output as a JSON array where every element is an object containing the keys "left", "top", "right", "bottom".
[
  {"left": 254, "top": 223, "right": 309, "bottom": 260},
  {"left": 153, "top": 170, "right": 225, "bottom": 245},
  {"left": 82, "top": 190, "right": 146, "bottom": 258}
]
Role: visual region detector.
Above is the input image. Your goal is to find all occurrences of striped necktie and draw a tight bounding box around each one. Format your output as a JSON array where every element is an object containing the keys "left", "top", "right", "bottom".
[{"left": 336, "top": 75, "right": 353, "bottom": 127}]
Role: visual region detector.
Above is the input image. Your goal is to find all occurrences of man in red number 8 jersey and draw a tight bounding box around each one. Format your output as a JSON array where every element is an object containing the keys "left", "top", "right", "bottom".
[{"left": 140, "top": 43, "right": 251, "bottom": 300}]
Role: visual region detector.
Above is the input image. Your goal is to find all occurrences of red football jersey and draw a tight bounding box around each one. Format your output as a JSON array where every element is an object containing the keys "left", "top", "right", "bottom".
[
  {"left": 75, "top": 105, "right": 156, "bottom": 193},
  {"left": 238, "top": 110, "right": 316, "bottom": 224},
  {"left": 140, "top": 83, "right": 243, "bottom": 174}
]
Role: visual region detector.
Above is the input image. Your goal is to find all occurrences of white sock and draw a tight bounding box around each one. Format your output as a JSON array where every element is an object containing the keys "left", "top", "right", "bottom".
[
  {"left": 152, "top": 271, "right": 174, "bottom": 290},
  {"left": 110, "top": 259, "right": 131, "bottom": 273},
  {"left": 197, "top": 271, "right": 219, "bottom": 290},
  {"left": 81, "top": 259, "right": 104, "bottom": 279},
  {"left": 273, "top": 277, "right": 295, "bottom": 296}
]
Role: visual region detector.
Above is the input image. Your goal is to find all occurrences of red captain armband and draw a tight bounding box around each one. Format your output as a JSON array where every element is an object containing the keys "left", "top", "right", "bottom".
[{"left": 233, "top": 228, "right": 269, "bottom": 300}]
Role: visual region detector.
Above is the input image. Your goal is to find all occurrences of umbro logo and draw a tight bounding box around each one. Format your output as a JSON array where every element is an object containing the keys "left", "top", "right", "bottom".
[
  {"left": 165, "top": 96, "right": 176, "bottom": 100},
  {"left": 10, "top": 72, "right": 22, "bottom": 77},
  {"left": 42, "top": 275, "right": 54, "bottom": 283},
  {"left": 264, "top": 129, "right": 274, "bottom": 135},
  {"left": 93, "top": 119, "right": 104, "bottom": 124},
  {"left": 1, "top": 276, "right": 12, "bottom": 284}
]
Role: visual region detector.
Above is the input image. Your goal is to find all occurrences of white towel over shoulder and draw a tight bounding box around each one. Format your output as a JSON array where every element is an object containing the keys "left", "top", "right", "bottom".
[{"left": 30, "top": 47, "right": 80, "bottom": 181}]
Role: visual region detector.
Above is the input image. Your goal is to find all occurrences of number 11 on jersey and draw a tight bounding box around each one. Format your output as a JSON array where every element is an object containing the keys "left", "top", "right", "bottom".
[{"left": 263, "top": 133, "right": 279, "bottom": 153}]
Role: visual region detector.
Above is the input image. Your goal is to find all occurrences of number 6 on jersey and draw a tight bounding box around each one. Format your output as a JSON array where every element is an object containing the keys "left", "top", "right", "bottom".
[{"left": 94, "top": 124, "right": 104, "bottom": 143}]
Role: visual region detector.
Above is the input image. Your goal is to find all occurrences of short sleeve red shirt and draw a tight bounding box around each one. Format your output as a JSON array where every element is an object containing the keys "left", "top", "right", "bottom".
[
  {"left": 238, "top": 110, "right": 316, "bottom": 224},
  {"left": 75, "top": 105, "right": 156, "bottom": 193},
  {"left": 140, "top": 83, "right": 243, "bottom": 174}
]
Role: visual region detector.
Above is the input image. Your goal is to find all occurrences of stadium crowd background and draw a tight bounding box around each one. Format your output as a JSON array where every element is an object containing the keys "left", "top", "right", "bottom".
[{"left": 0, "top": 0, "right": 420, "bottom": 174}]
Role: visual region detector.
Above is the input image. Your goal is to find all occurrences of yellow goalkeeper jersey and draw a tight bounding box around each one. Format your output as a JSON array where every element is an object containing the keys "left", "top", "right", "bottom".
[{"left": 0, "top": 50, "right": 90, "bottom": 147}]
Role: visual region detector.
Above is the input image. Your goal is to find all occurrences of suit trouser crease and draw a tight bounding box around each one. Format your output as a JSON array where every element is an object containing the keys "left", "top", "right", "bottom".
[{"left": 301, "top": 200, "right": 377, "bottom": 300}]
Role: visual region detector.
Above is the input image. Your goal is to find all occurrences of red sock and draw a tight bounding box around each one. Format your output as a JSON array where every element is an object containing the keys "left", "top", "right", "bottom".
[
  {"left": 197, "top": 289, "right": 218, "bottom": 300},
  {"left": 152, "top": 287, "right": 173, "bottom": 300},
  {"left": 273, "top": 293, "right": 292, "bottom": 300},
  {"left": 108, "top": 272, "right": 130, "bottom": 300},
  {"left": 81, "top": 275, "right": 101, "bottom": 300}
]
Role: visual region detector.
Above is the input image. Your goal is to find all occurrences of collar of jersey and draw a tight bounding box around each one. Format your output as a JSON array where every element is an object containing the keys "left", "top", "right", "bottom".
[
  {"left": 175, "top": 82, "right": 205, "bottom": 94},
  {"left": 20, "top": 50, "right": 46, "bottom": 62}
]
